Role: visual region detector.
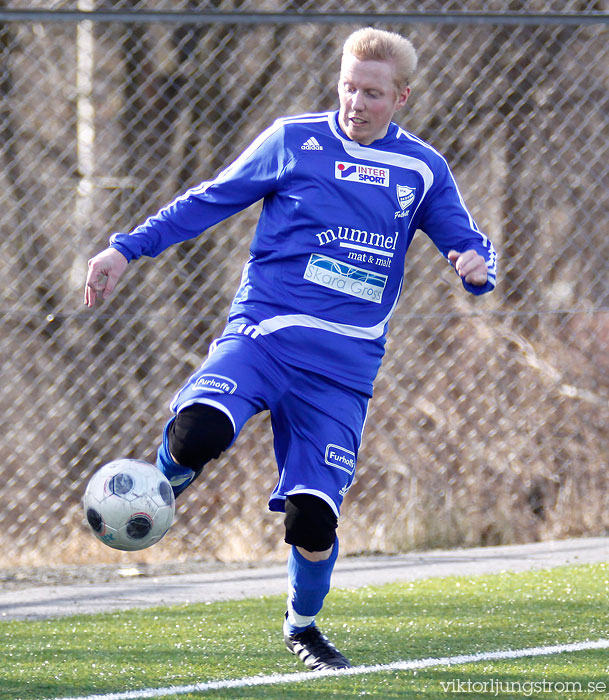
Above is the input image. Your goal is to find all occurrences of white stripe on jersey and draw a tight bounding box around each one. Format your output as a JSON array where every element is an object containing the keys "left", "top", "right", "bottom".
[
  {"left": 281, "top": 111, "right": 333, "bottom": 124},
  {"left": 181, "top": 113, "right": 332, "bottom": 199},
  {"left": 401, "top": 127, "right": 480, "bottom": 233},
  {"left": 237, "top": 324, "right": 261, "bottom": 339},
  {"left": 398, "top": 128, "right": 497, "bottom": 283},
  {"left": 256, "top": 279, "right": 403, "bottom": 340}
]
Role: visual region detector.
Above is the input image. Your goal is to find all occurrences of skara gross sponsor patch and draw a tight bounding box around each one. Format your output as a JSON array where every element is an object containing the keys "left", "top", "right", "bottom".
[{"left": 303, "top": 253, "right": 387, "bottom": 303}]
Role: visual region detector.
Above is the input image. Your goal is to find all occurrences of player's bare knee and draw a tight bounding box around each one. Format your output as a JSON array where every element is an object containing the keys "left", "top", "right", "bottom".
[
  {"left": 168, "top": 404, "right": 234, "bottom": 469},
  {"left": 284, "top": 493, "right": 338, "bottom": 552}
]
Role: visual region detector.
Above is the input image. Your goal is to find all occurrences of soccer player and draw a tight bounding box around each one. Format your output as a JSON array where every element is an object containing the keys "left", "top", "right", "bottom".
[{"left": 84, "top": 27, "right": 497, "bottom": 671}]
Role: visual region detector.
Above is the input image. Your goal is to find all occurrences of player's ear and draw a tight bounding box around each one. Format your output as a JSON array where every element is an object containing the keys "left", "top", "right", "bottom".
[{"left": 396, "top": 85, "right": 411, "bottom": 109}]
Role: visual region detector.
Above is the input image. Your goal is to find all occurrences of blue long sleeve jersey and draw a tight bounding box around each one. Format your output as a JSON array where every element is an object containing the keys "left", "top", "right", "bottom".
[{"left": 110, "top": 111, "right": 497, "bottom": 396}]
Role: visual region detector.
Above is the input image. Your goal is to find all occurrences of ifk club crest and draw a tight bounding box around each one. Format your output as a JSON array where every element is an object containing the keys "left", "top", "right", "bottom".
[
  {"left": 396, "top": 184, "right": 416, "bottom": 211},
  {"left": 395, "top": 184, "right": 416, "bottom": 218}
]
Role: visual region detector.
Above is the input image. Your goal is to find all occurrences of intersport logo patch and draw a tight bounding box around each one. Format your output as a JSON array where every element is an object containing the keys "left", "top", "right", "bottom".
[{"left": 335, "top": 161, "right": 390, "bottom": 187}]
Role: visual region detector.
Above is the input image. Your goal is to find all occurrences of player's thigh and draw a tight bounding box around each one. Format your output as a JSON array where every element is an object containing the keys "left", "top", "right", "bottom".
[
  {"left": 270, "top": 374, "right": 369, "bottom": 516},
  {"left": 170, "top": 335, "right": 276, "bottom": 437}
]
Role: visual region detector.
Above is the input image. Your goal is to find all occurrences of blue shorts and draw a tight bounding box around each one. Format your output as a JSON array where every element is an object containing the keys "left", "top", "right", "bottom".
[{"left": 170, "top": 333, "right": 369, "bottom": 517}]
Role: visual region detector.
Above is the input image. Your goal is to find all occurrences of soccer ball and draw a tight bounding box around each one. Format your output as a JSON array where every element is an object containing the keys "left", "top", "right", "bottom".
[{"left": 83, "top": 459, "right": 175, "bottom": 551}]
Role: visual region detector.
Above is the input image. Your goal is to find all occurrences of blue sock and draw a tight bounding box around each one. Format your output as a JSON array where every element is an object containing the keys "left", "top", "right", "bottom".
[
  {"left": 286, "top": 538, "right": 339, "bottom": 635},
  {"left": 156, "top": 418, "right": 195, "bottom": 497}
]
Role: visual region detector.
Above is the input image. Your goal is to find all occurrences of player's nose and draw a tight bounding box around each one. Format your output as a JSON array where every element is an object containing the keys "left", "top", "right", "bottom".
[{"left": 351, "top": 90, "right": 365, "bottom": 110}]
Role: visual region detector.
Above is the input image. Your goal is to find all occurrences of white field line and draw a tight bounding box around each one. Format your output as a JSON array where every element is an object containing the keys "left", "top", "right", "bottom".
[{"left": 48, "top": 638, "right": 609, "bottom": 700}]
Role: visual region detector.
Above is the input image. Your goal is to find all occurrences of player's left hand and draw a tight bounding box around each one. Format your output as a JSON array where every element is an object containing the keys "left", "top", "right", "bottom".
[{"left": 447, "top": 249, "right": 488, "bottom": 286}]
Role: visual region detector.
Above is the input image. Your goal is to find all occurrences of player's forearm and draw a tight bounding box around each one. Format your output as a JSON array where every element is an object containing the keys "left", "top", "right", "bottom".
[{"left": 108, "top": 193, "right": 221, "bottom": 260}]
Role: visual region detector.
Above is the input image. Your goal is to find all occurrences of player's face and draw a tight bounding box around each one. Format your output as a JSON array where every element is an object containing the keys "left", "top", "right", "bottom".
[{"left": 338, "top": 54, "right": 410, "bottom": 145}]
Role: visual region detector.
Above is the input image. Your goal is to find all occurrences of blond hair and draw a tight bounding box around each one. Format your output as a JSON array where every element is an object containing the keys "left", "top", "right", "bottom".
[{"left": 342, "top": 27, "right": 418, "bottom": 90}]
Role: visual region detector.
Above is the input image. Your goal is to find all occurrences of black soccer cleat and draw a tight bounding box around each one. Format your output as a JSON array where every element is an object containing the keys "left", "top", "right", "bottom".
[{"left": 283, "top": 616, "right": 351, "bottom": 671}]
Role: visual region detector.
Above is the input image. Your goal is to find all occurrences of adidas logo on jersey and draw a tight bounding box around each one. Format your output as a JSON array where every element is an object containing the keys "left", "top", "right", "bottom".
[{"left": 301, "top": 137, "right": 323, "bottom": 151}]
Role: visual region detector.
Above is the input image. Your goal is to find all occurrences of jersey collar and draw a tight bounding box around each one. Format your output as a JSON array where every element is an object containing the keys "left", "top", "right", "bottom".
[{"left": 331, "top": 110, "right": 400, "bottom": 147}]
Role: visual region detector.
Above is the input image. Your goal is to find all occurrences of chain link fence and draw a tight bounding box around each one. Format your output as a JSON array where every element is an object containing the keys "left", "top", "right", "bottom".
[{"left": 1, "top": 1, "right": 609, "bottom": 567}]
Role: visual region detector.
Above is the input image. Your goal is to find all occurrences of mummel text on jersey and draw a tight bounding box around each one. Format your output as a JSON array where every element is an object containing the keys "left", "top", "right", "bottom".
[{"left": 110, "top": 111, "right": 497, "bottom": 395}]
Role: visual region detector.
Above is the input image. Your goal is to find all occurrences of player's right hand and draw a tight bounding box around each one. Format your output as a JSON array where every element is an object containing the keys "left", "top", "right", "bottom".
[{"left": 84, "top": 247, "right": 129, "bottom": 307}]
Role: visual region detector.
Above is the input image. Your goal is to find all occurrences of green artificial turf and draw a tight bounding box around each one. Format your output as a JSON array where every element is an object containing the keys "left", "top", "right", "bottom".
[{"left": 1, "top": 563, "right": 608, "bottom": 699}]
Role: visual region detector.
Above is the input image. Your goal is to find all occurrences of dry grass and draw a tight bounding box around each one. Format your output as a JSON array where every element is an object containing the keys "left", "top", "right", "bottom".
[{"left": 3, "top": 308, "right": 609, "bottom": 569}]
